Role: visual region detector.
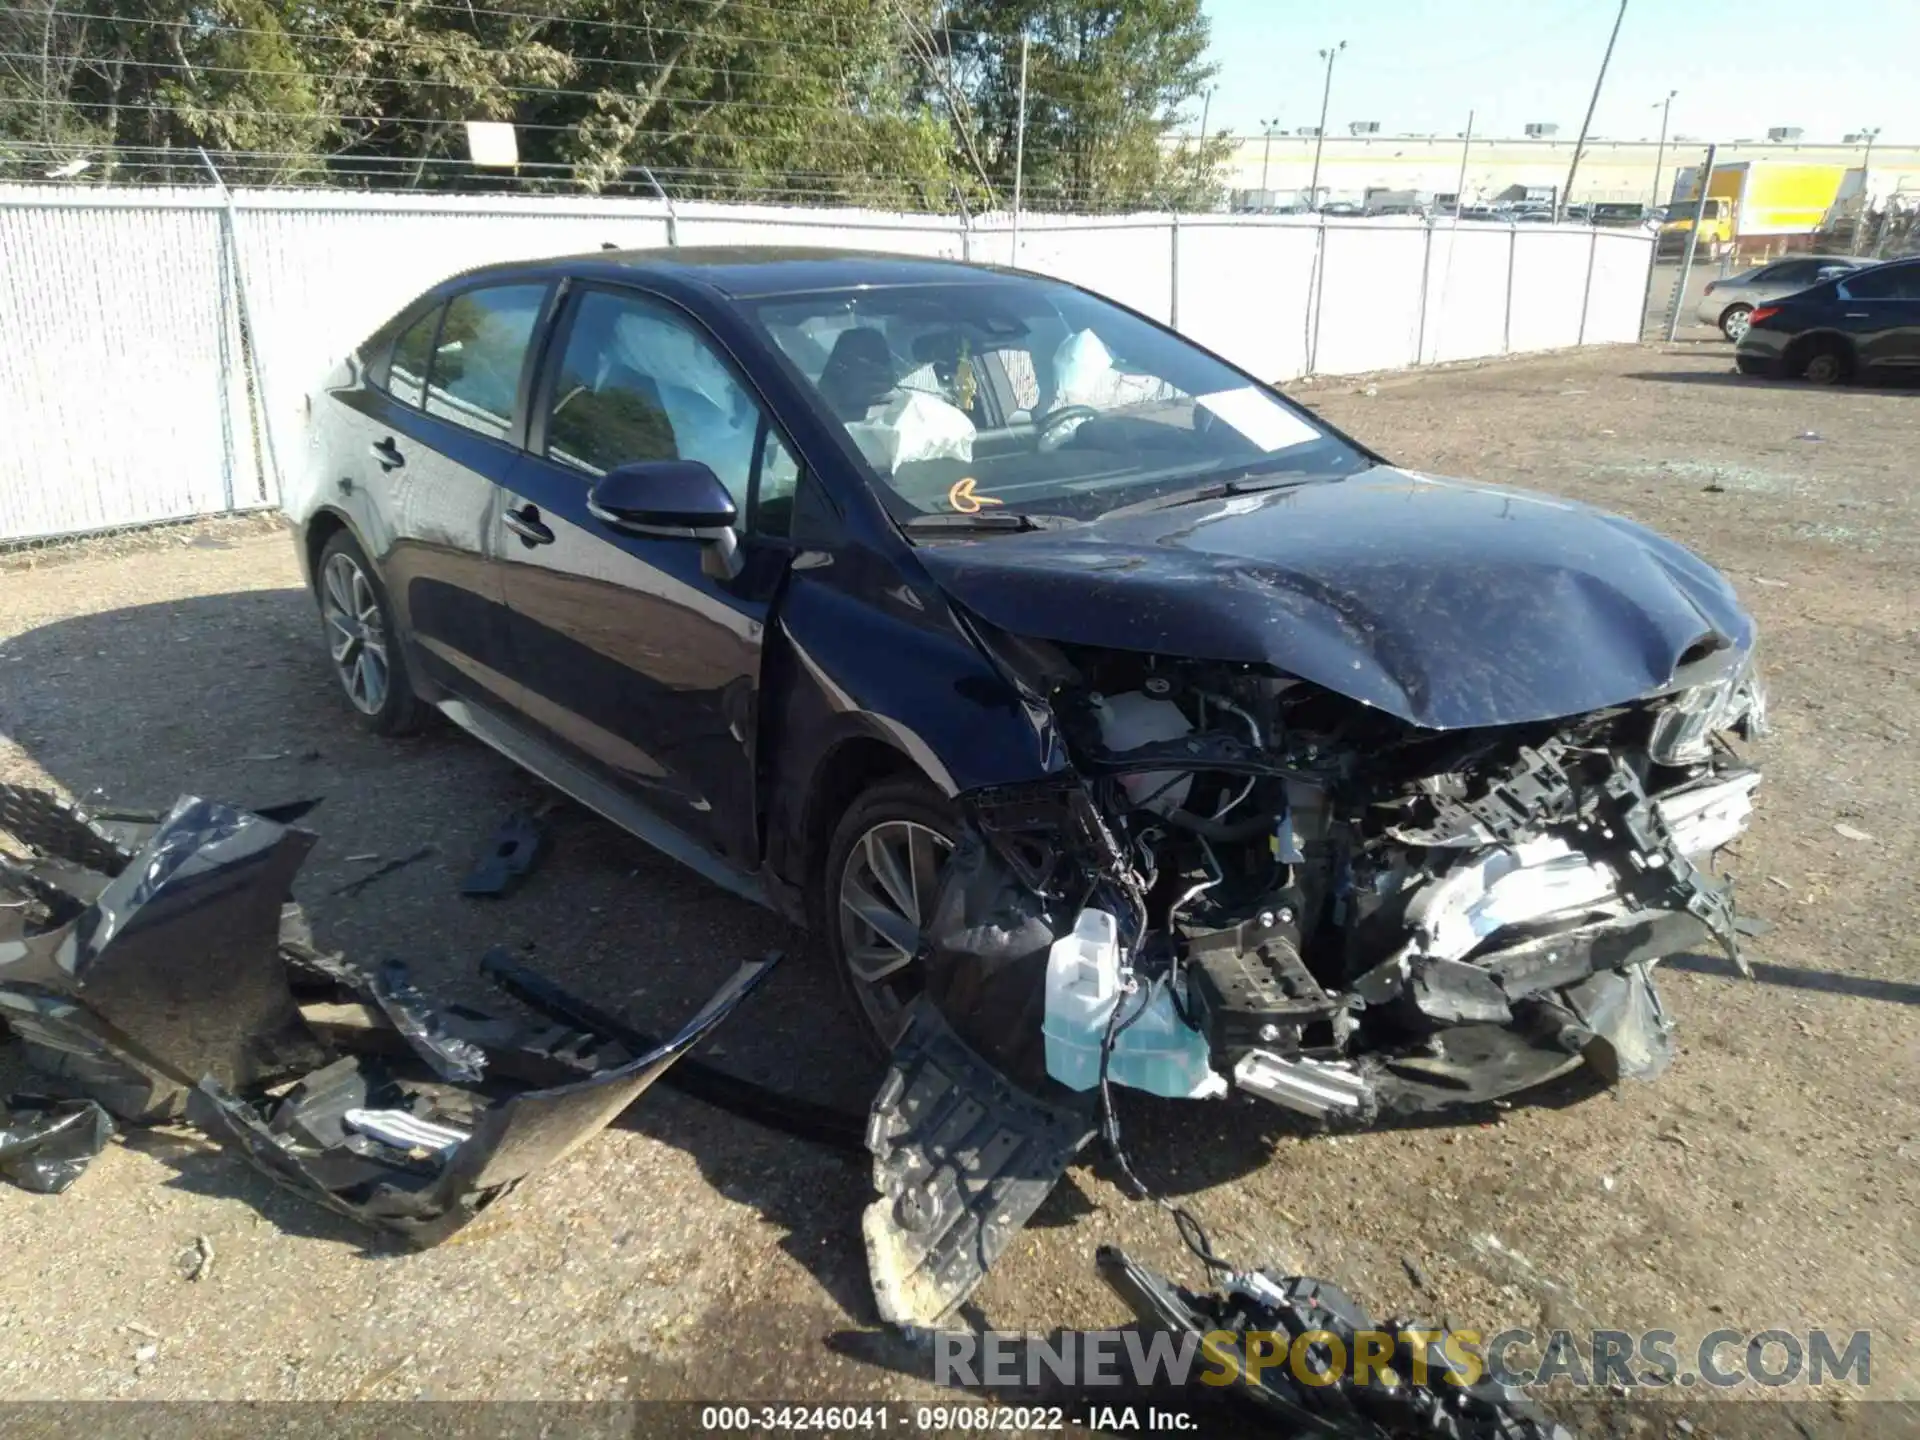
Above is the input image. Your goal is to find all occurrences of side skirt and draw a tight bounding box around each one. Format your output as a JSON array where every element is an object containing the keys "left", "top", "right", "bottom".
[{"left": 436, "top": 697, "right": 770, "bottom": 911}]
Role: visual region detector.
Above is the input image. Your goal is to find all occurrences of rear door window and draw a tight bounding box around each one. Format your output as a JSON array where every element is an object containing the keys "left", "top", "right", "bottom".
[
  {"left": 388, "top": 306, "right": 441, "bottom": 409},
  {"left": 1841, "top": 264, "right": 1920, "bottom": 300},
  {"left": 423, "top": 284, "right": 548, "bottom": 440}
]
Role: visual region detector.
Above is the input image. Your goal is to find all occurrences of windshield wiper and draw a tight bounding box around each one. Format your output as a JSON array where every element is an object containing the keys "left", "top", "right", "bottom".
[
  {"left": 899, "top": 511, "right": 1073, "bottom": 534},
  {"left": 1103, "top": 472, "right": 1317, "bottom": 519}
]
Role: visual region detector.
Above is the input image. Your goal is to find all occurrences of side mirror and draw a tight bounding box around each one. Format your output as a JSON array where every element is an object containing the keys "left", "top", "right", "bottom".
[{"left": 587, "top": 460, "right": 742, "bottom": 580}]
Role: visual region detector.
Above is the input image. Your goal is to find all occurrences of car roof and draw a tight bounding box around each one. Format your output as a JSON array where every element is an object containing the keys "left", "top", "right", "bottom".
[{"left": 440, "top": 246, "right": 1024, "bottom": 301}]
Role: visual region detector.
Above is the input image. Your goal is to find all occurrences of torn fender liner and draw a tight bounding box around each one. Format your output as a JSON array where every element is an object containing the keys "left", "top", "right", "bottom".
[
  {"left": 1096, "top": 1246, "right": 1572, "bottom": 1440},
  {"left": 0, "top": 1095, "right": 114, "bottom": 1194},
  {"left": 186, "top": 954, "right": 777, "bottom": 1245},
  {"left": 1, "top": 791, "right": 331, "bottom": 1117},
  {"left": 863, "top": 999, "right": 1095, "bottom": 1328},
  {"left": 1553, "top": 962, "right": 1674, "bottom": 1083}
]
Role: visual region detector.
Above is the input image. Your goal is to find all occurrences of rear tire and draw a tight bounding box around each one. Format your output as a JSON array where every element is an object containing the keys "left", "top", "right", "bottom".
[
  {"left": 1718, "top": 305, "right": 1753, "bottom": 342},
  {"left": 316, "top": 530, "right": 425, "bottom": 736},
  {"left": 819, "top": 776, "right": 957, "bottom": 1053},
  {"left": 1799, "top": 339, "right": 1850, "bottom": 386}
]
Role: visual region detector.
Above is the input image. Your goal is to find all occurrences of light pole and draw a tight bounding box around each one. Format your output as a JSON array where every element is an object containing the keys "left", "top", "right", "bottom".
[
  {"left": 1259, "top": 116, "right": 1283, "bottom": 198},
  {"left": 1195, "top": 85, "right": 1214, "bottom": 143},
  {"left": 1307, "top": 41, "right": 1346, "bottom": 210},
  {"left": 1561, "top": 0, "right": 1629, "bottom": 221},
  {"left": 1454, "top": 109, "right": 1474, "bottom": 219},
  {"left": 1649, "top": 89, "right": 1677, "bottom": 210},
  {"left": 1859, "top": 125, "right": 1881, "bottom": 188}
]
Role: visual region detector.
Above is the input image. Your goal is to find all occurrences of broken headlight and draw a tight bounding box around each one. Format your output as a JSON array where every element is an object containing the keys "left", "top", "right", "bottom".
[{"left": 1649, "top": 652, "right": 1767, "bottom": 765}]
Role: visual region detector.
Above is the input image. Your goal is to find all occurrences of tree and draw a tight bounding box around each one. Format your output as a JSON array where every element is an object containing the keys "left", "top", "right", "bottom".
[
  {"left": 924, "top": 0, "right": 1233, "bottom": 212},
  {"left": 1, "top": 0, "right": 1229, "bottom": 210},
  {"left": 0, "top": 1, "right": 326, "bottom": 182},
  {"left": 523, "top": 0, "right": 959, "bottom": 209}
]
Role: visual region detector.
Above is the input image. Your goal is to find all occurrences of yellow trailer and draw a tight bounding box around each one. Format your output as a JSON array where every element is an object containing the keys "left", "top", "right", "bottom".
[{"left": 1660, "top": 161, "right": 1849, "bottom": 257}]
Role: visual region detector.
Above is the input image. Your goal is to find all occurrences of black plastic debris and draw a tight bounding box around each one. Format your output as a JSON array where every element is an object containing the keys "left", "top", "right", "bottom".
[
  {"left": 461, "top": 812, "right": 546, "bottom": 897},
  {"left": 330, "top": 844, "right": 434, "bottom": 899},
  {"left": 863, "top": 999, "right": 1095, "bottom": 1327},
  {"left": 1, "top": 787, "right": 331, "bottom": 1118},
  {"left": 187, "top": 954, "right": 779, "bottom": 1245},
  {"left": 1097, "top": 1246, "right": 1572, "bottom": 1440},
  {"left": 0, "top": 1095, "right": 113, "bottom": 1194},
  {"left": 480, "top": 947, "right": 868, "bottom": 1154},
  {"left": 368, "top": 958, "right": 487, "bottom": 1083}
]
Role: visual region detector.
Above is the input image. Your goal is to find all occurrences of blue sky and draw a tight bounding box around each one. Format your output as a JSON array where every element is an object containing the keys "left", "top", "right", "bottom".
[{"left": 1198, "top": 0, "right": 1917, "bottom": 143}]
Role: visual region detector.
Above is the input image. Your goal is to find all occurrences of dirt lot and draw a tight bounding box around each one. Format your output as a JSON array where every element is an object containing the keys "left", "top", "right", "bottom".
[{"left": 1, "top": 343, "right": 1915, "bottom": 1427}]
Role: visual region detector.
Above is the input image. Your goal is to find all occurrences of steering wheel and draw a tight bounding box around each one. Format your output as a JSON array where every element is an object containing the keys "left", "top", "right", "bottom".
[{"left": 1035, "top": 404, "right": 1099, "bottom": 453}]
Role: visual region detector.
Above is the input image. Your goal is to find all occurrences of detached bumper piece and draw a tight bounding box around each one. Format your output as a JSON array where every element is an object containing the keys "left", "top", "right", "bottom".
[
  {"left": 1, "top": 785, "right": 331, "bottom": 1121},
  {"left": 864, "top": 1000, "right": 1095, "bottom": 1327},
  {"left": 189, "top": 955, "right": 776, "bottom": 1246},
  {"left": 0, "top": 781, "right": 779, "bottom": 1239},
  {"left": 1097, "top": 1246, "right": 1571, "bottom": 1440}
]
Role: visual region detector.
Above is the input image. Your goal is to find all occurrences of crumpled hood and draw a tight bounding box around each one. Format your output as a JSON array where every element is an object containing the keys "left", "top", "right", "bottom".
[{"left": 917, "top": 468, "right": 1754, "bottom": 730}]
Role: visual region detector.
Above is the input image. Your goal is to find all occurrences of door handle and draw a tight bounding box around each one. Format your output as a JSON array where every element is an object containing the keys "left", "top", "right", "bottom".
[
  {"left": 504, "top": 502, "right": 555, "bottom": 547},
  {"left": 1844, "top": 312, "right": 1869, "bottom": 319},
  {"left": 370, "top": 437, "right": 405, "bottom": 471}
]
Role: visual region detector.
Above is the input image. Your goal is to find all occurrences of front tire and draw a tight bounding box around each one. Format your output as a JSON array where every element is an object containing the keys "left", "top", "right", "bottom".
[
  {"left": 316, "top": 530, "right": 424, "bottom": 736},
  {"left": 1719, "top": 304, "right": 1753, "bottom": 342},
  {"left": 821, "top": 776, "right": 957, "bottom": 1052}
]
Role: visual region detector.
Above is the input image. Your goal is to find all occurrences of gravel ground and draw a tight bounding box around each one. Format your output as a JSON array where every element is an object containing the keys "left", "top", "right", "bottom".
[{"left": 1, "top": 343, "right": 1915, "bottom": 1428}]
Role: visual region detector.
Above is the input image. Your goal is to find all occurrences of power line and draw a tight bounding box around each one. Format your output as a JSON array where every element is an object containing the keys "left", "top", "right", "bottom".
[
  {"left": 0, "top": 45, "right": 1097, "bottom": 118},
  {"left": 20, "top": 2, "right": 1020, "bottom": 66},
  {"left": 1, "top": 137, "right": 1132, "bottom": 198},
  {"left": 19, "top": 11, "right": 892, "bottom": 87},
  {"left": 292, "top": 0, "right": 1018, "bottom": 47},
  {"left": 5, "top": 21, "right": 1100, "bottom": 115}
]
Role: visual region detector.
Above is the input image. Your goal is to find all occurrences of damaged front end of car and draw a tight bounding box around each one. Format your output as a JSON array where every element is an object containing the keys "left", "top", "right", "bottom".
[{"left": 925, "top": 624, "right": 1766, "bottom": 1127}]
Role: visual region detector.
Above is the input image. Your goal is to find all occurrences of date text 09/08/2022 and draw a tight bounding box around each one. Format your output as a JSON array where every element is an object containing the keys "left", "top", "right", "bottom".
[{"left": 698, "top": 1404, "right": 1195, "bottom": 1431}]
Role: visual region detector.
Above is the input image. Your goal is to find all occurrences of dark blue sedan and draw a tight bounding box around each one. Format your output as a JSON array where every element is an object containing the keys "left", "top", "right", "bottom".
[
  {"left": 1735, "top": 255, "right": 1920, "bottom": 383},
  {"left": 289, "top": 247, "right": 1764, "bottom": 1128}
]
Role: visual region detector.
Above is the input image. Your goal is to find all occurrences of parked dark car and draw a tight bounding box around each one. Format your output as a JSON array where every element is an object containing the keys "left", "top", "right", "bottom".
[
  {"left": 1696, "top": 254, "right": 1870, "bottom": 342},
  {"left": 1735, "top": 255, "right": 1920, "bottom": 382},
  {"left": 289, "top": 248, "right": 1763, "bottom": 1124}
]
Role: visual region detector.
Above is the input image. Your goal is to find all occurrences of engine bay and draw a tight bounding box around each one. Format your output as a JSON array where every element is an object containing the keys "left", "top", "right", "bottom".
[{"left": 931, "top": 630, "right": 1768, "bottom": 1123}]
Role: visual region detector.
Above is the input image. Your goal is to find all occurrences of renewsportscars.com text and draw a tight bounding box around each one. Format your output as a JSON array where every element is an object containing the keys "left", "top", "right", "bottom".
[{"left": 935, "top": 1327, "right": 1872, "bottom": 1392}]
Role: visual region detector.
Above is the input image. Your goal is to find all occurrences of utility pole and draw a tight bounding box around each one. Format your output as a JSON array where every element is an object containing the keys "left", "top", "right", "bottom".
[
  {"left": 1259, "top": 116, "right": 1282, "bottom": 196},
  {"left": 1308, "top": 41, "right": 1346, "bottom": 211},
  {"left": 1011, "top": 29, "right": 1029, "bottom": 263},
  {"left": 1667, "top": 141, "right": 1716, "bottom": 343},
  {"left": 1561, "top": 0, "right": 1629, "bottom": 221},
  {"left": 1649, "top": 89, "right": 1676, "bottom": 210},
  {"left": 1454, "top": 109, "right": 1474, "bottom": 219},
  {"left": 1195, "top": 85, "right": 1214, "bottom": 143},
  {"left": 1860, "top": 125, "right": 1881, "bottom": 190}
]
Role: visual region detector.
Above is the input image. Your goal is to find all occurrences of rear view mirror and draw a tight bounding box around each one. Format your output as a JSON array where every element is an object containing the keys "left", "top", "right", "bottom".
[{"left": 586, "top": 460, "right": 742, "bottom": 579}]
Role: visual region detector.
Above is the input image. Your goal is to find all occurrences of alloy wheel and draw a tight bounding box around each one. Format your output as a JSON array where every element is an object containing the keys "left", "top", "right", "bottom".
[
  {"left": 1721, "top": 307, "right": 1751, "bottom": 343},
  {"left": 837, "top": 819, "right": 953, "bottom": 1042},
  {"left": 321, "top": 551, "right": 390, "bottom": 716},
  {"left": 1803, "top": 351, "right": 1843, "bottom": 385}
]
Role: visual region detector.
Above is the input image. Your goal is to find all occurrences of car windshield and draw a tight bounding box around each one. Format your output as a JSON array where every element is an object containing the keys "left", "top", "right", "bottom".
[{"left": 745, "top": 277, "right": 1369, "bottom": 526}]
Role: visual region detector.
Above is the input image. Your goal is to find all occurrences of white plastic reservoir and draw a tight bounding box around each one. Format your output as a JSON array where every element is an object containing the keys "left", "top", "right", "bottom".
[{"left": 1042, "top": 908, "right": 1226, "bottom": 1099}]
